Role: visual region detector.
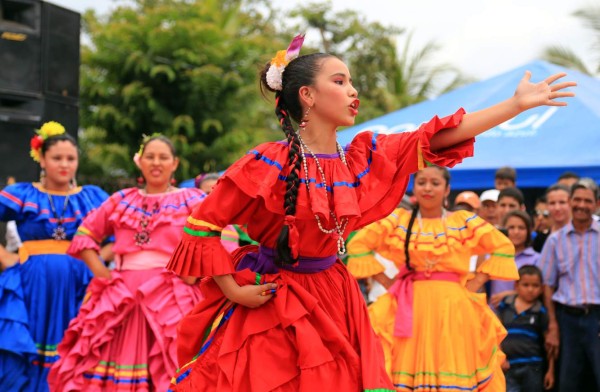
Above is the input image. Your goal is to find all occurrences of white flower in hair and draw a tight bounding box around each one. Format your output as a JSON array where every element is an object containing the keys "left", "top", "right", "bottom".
[
  {"left": 266, "top": 34, "right": 305, "bottom": 91},
  {"left": 266, "top": 64, "right": 285, "bottom": 91}
]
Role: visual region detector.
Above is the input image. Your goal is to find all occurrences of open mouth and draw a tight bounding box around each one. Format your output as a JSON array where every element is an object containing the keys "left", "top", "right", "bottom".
[{"left": 349, "top": 99, "right": 360, "bottom": 115}]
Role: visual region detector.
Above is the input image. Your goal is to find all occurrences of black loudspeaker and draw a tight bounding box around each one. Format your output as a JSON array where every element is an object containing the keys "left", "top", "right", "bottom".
[
  {"left": 41, "top": 1, "right": 79, "bottom": 100},
  {"left": 0, "top": 0, "right": 79, "bottom": 182},
  {"left": 0, "top": 0, "right": 42, "bottom": 96}
]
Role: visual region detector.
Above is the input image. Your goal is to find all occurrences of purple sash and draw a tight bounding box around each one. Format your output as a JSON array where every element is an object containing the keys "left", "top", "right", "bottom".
[{"left": 236, "top": 246, "right": 337, "bottom": 274}]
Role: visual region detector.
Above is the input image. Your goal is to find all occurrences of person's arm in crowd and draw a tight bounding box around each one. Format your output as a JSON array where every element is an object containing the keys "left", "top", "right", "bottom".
[
  {"left": 544, "top": 351, "right": 555, "bottom": 390},
  {"left": 538, "top": 235, "right": 560, "bottom": 359}
]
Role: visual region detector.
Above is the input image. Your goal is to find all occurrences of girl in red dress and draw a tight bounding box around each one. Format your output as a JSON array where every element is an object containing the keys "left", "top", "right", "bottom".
[{"left": 166, "top": 35, "right": 575, "bottom": 391}]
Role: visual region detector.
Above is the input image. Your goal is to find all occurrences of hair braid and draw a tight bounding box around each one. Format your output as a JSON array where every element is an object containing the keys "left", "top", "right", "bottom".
[
  {"left": 275, "top": 93, "right": 303, "bottom": 265},
  {"left": 404, "top": 205, "right": 419, "bottom": 270}
]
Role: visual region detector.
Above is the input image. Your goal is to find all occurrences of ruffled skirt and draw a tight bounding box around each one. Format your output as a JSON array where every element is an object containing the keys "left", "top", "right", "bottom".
[
  {"left": 168, "top": 250, "right": 394, "bottom": 392},
  {"left": 369, "top": 279, "right": 506, "bottom": 391},
  {"left": 48, "top": 268, "right": 202, "bottom": 392},
  {"left": 0, "top": 254, "right": 92, "bottom": 392}
]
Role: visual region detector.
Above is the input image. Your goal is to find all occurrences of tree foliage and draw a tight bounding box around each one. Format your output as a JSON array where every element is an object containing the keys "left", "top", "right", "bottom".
[
  {"left": 543, "top": 5, "right": 600, "bottom": 75},
  {"left": 78, "top": 0, "right": 285, "bottom": 181},
  {"left": 78, "top": 0, "right": 469, "bottom": 183}
]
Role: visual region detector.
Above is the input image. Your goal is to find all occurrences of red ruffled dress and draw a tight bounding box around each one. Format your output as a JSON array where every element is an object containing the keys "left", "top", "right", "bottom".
[
  {"left": 48, "top": 188, "right": 206, "bottom": 392},
  {"left": 166, "top": 109, "right": 474, "bottom": 392}
]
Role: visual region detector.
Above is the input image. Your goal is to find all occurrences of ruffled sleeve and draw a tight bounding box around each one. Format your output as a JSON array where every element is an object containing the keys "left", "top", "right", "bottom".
[
  {"left": 465, "top": 212, "right": 518, "bottom": 281},
  {"left": 346, "top": 209, "right": 402, "bottom": 279},
  {"left": 68, "top": 191, "right": 121, "bottom": 256},
  {"left": 347, "top": 108, "right": 474, "bottom": 228},
  {"left": 0, "top": 183, "right": 29, "bottom": 221},
  {"left": 166, "top": 178, "right": 258, "bottom": 277}
]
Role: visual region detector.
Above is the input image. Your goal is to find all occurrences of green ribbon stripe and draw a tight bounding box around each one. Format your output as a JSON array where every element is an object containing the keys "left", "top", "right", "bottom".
[{"left": 183, "top": 227, "right": 221, "bottom": 237}]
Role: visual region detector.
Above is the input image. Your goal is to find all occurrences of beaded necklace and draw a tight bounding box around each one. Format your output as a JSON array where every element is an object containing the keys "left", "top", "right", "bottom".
[
  {"left": 134, "top": 200, "right": 160, "bottom": 246},
  {"left": 47, "top": 190, "right": 71, "bottom": 241},
  {"left": 297, "top": 134, "right": 348, "bottom": 254},
  {"left": 133, "top": 186, "right": 173, "bottom": 246}
]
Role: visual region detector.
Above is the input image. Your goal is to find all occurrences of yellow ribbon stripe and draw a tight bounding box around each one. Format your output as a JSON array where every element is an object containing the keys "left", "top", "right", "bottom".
[{"left": 186, "top": 217, "right": 223, "bottom": 232}]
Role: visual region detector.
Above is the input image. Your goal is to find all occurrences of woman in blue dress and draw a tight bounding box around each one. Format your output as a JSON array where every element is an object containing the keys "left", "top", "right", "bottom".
[{"left": 0, "top": 121, "right": 109, "bottom": 391}]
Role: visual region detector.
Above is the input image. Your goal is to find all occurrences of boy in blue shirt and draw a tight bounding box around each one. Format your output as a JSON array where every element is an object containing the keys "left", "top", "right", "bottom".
[{"left": 497, "top": 265, "right": 555, "bottom": 392}]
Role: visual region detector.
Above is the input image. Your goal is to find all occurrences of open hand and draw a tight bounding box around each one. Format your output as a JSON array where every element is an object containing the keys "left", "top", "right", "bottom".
[{"left": 514, "top": 71, "right": 576, "bottom": 111}]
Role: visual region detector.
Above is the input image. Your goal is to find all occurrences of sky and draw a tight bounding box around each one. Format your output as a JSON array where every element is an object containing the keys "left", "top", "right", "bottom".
[{"left": 49, "top": 0, "right": 596, "bottom": 80}]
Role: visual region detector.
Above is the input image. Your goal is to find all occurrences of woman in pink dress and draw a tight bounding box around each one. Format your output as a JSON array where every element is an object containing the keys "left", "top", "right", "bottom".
[{"left": 49, "top": 135, "right": 206, "bottom": 391}]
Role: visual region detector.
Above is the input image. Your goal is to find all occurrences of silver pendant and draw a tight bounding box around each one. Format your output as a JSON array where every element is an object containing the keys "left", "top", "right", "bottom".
[{"left": 52, "top": 225, "right": 67, "bottom": 241}]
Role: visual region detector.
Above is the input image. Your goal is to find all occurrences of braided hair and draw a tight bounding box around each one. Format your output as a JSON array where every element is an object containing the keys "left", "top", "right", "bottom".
[{"left": 260, "top": 53, "right": 334, "bottom": 265}]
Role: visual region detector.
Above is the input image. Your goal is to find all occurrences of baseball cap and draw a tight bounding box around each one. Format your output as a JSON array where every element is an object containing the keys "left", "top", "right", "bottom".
[
  {"left": 454, "top": 191, "right": 481, "bottom": 209},
  {"left": 480, "top": 189, "right": 500, "bottom": 203}
]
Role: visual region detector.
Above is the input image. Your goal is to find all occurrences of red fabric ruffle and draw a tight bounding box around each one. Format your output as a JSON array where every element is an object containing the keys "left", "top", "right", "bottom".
[
  {"left": 166, "top": 236, "right": 235, "bottom": 277},
  {"left": 347, "top": 108, "right": 471, "bottom": 228},
  {"left": 170, "top": 248, "right": 393, "bottom": 392}
]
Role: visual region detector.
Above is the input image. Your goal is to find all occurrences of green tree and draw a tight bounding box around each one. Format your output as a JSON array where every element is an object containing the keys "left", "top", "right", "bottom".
[
  {"left": 543, "top": 5, "right": 600, "bottom": 75},
  {"left": 78, "top": 0, "right": 285, "bottom": 182}
]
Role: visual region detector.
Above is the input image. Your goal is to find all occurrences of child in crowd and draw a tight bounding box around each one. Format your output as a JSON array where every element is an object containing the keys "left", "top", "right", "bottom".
[
  {"left": 497, "top": 265, "right": 555, "bottom": 392},
  {"left": 490, "top": 210, "right": 540, "bottom": 307}
]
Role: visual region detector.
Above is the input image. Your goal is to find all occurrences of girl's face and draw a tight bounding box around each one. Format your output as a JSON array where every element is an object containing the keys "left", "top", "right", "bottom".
[
  {"left": 413, "top": 167, "right": 449, "bottom": 209},
  {"left": 139, "top": 140, "right": 179, "bottom": 190},
  {"left": 40, "top": 140, "right": 78, "bottom": 190},
  {"left": 306, "top": 57, "right": 360, "bottom": 129},
  {"left": 505, "top": 215, "right": 528, "bottom": 248}
]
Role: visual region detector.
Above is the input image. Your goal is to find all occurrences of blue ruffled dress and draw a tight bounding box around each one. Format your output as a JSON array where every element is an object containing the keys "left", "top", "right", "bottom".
[{"left": 0, "top": 183, "right": 108, "bottom": 391}]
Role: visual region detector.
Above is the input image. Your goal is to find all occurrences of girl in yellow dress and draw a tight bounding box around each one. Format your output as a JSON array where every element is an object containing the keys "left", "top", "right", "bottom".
[{"left": 347, "top": 166, "right": 519, "bottom": 391}]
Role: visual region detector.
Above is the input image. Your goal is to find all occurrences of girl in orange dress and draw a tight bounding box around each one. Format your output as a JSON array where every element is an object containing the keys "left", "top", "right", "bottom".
[
  {"left": 165, "top": 35, "right": 575, "bottom": 391},
  {"left": 347, "top": 166, "right": 518, "bottom": 391}
]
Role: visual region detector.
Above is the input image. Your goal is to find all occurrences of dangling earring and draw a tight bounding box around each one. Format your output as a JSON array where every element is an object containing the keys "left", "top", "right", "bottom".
[
  {"left": 40, "top": 168, "right": 46, "bottom": 186},
  {"left": 70, "top": 177, "right": 77, "bottom": 189},
  {"left": 137, "top": 176, "right": 145, "bottom": 186},
  {"left": 298, "top": 106, "right": 311, "bottom": 131},
  {"left": 170, "top": 177, "right": 176, "bottom": 186}
]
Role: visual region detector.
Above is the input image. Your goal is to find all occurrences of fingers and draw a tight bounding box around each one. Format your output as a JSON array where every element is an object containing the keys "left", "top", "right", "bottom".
[
  {"left": 258, "top": 282, "right": 278, "bottom": 297},
  {"left": 550, "top": 81, "right": 577, "bottom": 91},
  {"left": 544, "top": 72, "right": 567, "bottom": 85},
  {"left": 521, "top": 70, "right": 532, "bottom": 83}
]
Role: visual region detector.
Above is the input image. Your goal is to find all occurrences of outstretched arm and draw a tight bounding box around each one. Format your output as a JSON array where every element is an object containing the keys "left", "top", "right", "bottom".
[{"left": 430, "top": 72, "right": 576, "bottom": 151}]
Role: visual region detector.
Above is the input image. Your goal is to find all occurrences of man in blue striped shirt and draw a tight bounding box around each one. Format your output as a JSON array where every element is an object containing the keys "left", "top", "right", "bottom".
[{"left": 539, "top": 179, "right": 600, "bottom": 392}]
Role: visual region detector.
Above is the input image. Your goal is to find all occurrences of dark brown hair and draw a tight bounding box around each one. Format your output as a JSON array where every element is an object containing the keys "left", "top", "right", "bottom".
[
  {"left": 41, "top": 133, "right": 78, "bottom": 157},
  {"left": 140, "top": 135, "right": 177, "bottom": 158},
  {"left": 503, "top": 209, "right": 533, "bottom": 247},
  {"left": 259, "top": 53, "right": 334, "bottom": 264}
]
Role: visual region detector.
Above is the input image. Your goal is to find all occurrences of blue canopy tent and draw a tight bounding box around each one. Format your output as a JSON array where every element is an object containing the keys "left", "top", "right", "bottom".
[{"left": 337, "top": 60, "right": 600, "bottom": 190}]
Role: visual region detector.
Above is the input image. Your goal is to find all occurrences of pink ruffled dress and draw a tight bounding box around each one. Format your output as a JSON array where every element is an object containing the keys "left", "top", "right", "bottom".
[{"left": 48, "top": 187, "right": 207, "bottom": 392}]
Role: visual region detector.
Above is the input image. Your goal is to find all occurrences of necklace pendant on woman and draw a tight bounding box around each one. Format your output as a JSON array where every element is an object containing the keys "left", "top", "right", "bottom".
[
  {"left": 134, "top": 230, "right": 151, "bottom": 246},
  {"left": 52, "top": 225, "right": 67, "bottom": 241}
]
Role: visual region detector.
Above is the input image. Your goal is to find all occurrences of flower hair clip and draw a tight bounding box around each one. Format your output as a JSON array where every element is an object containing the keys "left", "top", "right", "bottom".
[
  {"left": 30, "top": 121, "right": 66, "bottom": 162},
  {"left": 266, "top": 34, "right": 305, "bottom": 91},
  {"left": 133, "top": 132, "right": 164, "bottom": 168}
]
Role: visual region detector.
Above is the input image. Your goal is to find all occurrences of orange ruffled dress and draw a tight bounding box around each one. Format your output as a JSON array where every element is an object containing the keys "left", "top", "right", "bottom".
[
  {"left": 347, "top": 208, "right": 519, "bottom": 391},
  {"left": 166, "top": 109, "right": 474, "bottom": 392}
]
